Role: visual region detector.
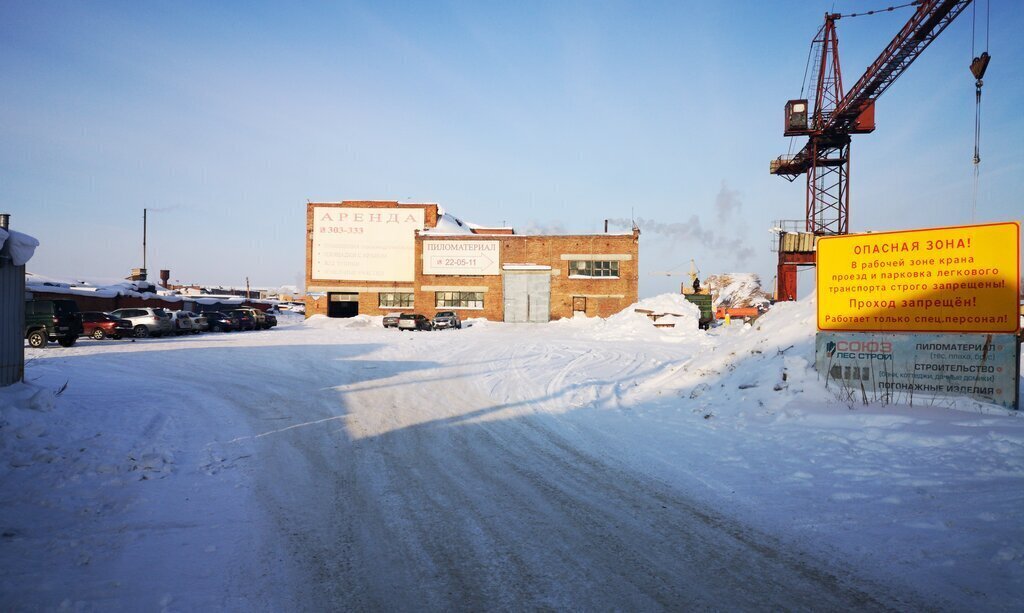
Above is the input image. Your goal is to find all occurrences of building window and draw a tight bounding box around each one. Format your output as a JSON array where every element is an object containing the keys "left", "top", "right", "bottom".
[
  {"left": 569, "top": 260, "right": 619, "bottom": 278},
  {"left": 435, "top": 291, "right": 484, "bottom": 309},
  {"left": 379, "top": 292, "right": 414, "bottom": 308}
]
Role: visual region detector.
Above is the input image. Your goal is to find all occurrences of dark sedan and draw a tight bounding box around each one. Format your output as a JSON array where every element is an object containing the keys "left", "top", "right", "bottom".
[{"left": 204, "top": 311, "right": 238, "bottom": 332}]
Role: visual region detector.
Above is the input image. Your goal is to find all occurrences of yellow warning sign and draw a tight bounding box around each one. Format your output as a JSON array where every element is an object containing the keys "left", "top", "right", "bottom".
[{"left": 817, "top": 222, "right": 1020, "bottom": 333}]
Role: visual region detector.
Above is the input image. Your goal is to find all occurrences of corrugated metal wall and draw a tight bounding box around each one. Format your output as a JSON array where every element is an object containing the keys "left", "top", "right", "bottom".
[
  {"left": 0, "top": 256, "right": 26, "bottom": 386},
  {"left": 781, "top": 232, "right": 818, "bottom": 253},
  {"left": 502, "top": 271, "right": 551, "bottom": 323}
]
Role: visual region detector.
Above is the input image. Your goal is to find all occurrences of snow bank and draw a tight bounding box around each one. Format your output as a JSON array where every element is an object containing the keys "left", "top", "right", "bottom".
[
  {"left": 552, "top": 293, "right": 702, "bottom": 341},
  {"left": 303, "top": 314, "right": 380, "bottom": 329},
  {"left": 0, "top": 228, "right": 40, "bottom": 266}
]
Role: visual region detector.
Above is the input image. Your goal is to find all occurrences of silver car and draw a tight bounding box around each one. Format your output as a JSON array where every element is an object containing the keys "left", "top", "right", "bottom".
[
  {"left": 109, "top": 307, "right": 174, "bottom": 338},
  {"left": 169, "top": 311, "right": 195, "bottom": 335},
  {"left": 181, "top": 311, "right": 208, "bottom": 332},
  {"left": 431, "top": 311, "right": 462, "bottom": 330}
]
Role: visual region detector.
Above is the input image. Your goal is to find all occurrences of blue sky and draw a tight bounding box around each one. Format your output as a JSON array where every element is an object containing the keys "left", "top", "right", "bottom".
[{"left": 2, "top": 1, "right": 1021, "bottom": 296}]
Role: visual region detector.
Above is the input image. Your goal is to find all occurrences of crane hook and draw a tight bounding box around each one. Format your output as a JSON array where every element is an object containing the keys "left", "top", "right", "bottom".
[{"left": 970, "top": 52, "right": 990, "bottom": 166}]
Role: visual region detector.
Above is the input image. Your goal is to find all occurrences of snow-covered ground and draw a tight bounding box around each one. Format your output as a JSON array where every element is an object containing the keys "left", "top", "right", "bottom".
[{"left": 2, "top": 298, "right": 1021, "bottom": 610}]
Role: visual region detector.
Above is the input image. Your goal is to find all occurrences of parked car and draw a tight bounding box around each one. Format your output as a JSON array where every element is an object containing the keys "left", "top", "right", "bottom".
[
  {"left": 25, "top": 299, "right": 82, "bottom": 348},
  {"left": 264, "top": 313, "right": 277, "bottom": 328},
  {"left": 432, "top": 310, "right": 462, "bottom": 330},
  {"left": 182, "top": 311, "right": 208, "bottom": 332},
  {"left": 383, "top": 313, "right": 403, "bottom": 328},
  {"left": 228, "top": 309, "right": 256, "bottom": 331},
  {"left": 169, "top": 310, "right": 195, "bottom": 335},
  {"left": 235, "top": 306, "right": 268, "bottom": 329},
  {"left": 80, "top": 311, "right": 132, "bottom": 340},
  {"left": 398, "top": 313, "right": 433, "bottom": 331},
  {"left": 203, "top": 311, "right": 237, "bottom": 332},
  {"left": 108, "top": 307, "right": 174, "bottom": 338}
]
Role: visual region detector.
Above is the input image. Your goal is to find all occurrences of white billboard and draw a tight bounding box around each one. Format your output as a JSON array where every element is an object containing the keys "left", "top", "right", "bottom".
[
  {"left": 312, "top": 207, "right": 425, "bottom": 282},
  {"left": 423, "top": 240, "right": 500, "bottom": 275}
]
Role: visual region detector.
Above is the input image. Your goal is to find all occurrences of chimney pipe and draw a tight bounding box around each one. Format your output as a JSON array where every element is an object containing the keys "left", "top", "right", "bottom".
[
  {"left": 604, "top": 219, "right": 608, "bottom": 233},
  {"left": 0, "top": 214, "right": 9, "bottom": 230}
]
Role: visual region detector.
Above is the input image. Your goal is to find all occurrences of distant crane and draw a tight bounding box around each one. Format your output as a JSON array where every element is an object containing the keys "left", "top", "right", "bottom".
[
  {"left": 769, "top": 0, "right": 978, "bottom": 300},
  {"left": 651, "top": 259, "right": 703, "bottom": 294}
]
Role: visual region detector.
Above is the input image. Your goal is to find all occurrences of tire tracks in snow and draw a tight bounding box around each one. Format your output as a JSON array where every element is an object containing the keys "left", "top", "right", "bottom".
[{"left": 232, "top": 331, "right": 926, "bottom": 610}]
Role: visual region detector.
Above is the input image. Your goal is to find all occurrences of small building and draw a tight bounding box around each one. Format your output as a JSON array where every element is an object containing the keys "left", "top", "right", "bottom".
[
  {"left": 305, "top": 201, "right": 639, "bottom": 321},
  {"left": 1, "top": 216, "right": 39, "bottom": 387}
]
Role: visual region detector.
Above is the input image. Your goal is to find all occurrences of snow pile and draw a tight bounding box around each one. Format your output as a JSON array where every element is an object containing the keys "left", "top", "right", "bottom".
[
  {"left": 0, "top": 228, "right": 40, "bottom": 266},
  {"left": 553, "top": 293, "right": 702, "bottom": 341},
  {"left": 705, "top": 272, "right": 771, "bottom": 308},
  {"left": 630, "top": 293, "right": 703, "bottom": 317},
  {"left": 303, "top": 314, "right": 380, "bottom": 329}
]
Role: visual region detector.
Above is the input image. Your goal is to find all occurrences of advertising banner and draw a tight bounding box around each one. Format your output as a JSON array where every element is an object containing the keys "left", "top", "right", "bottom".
[
  {"left": 815, "top": 332, "right": 1020, "bottom": 409},
  {"left": 423, "top": 241, "right": 500, "bottom": 275},
  {"left": 311, "top": 207, "right": 425, "bottom": 282},
  {"left": 817, "top": 222, "right": 1019, "bottom": 333}
]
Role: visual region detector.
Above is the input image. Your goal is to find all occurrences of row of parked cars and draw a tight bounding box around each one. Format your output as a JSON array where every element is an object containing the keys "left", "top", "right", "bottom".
[
  {"left": 25, "top": 299, "right": 278, "bottom": 348},
  {"left": 382, "top": 311, "right": 463, "bottom": 331}
]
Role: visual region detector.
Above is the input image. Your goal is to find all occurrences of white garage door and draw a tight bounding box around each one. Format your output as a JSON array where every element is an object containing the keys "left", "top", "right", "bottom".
[{"left": 503, "top": 271, "right": 550, "bottom": 323}]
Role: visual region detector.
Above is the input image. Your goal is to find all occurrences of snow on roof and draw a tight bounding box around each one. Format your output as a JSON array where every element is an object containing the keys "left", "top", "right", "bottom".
[
  {"left": 0, "top": 227, "right": 39, "bottom": 266},
  {"left": 26, "top": 272, "right": 182, "bottom": 301},
  {"left": 421, "top": 212, "right": 476, "bottom": 236}
]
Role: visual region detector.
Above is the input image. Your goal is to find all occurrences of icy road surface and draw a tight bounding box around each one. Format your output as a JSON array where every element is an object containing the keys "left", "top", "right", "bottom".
[{"left": 3, "top": 303, "right": 1023, "bottom": 610}]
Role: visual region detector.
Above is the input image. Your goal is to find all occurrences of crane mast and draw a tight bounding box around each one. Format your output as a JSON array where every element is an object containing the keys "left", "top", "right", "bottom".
[{"left": 769, "top": 0, "right": 974, "bottom": 300}]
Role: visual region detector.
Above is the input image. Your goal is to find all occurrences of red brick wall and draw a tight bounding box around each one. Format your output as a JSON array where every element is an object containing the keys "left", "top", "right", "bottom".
[
  {"left": 303, "top": 200, "right": 639, "bottom": 322},
  {"left": 413, "top": 232, "right": 639, "bottom": 321}
]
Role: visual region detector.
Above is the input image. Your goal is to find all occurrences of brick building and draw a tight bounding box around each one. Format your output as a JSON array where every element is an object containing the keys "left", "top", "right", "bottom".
[{"left": 305, "top": 201, "right": 639, "bottom": 321}]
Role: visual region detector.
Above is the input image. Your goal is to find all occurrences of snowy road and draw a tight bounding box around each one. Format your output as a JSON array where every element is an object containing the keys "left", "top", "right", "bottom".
[
  {"left": 4, "top": 306, "right": 1023, "bottom": 610},
  {"left": 244, "top": 332, "right": 889, "bottom": 610}
]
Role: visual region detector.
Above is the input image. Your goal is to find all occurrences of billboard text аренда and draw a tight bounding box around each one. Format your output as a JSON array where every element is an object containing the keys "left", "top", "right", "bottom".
[{"left": 312, "top": 207, "right": 425, "bottom": 282}]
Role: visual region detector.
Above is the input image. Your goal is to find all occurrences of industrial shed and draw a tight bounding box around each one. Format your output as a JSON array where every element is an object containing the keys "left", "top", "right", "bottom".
[{"left": 305, "top": 201, "right": 639, "bottom": 322}]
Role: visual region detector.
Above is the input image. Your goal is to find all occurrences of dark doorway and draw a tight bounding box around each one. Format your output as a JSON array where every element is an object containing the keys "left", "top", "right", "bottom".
[
  {"left": 327, "top": 293, "right": 359, "bottom": 318},
  {"left": 572, "top": 296, "right": 587, "bottom": 315}
]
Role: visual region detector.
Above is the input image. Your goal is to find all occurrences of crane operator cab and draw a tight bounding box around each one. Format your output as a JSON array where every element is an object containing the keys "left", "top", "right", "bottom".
[{"left": 784, "top": 99, "right": 809, "bottom": 135}]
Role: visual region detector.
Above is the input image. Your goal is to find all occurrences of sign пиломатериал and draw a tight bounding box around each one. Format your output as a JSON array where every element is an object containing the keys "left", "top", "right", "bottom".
[
  {"left": 423, "top": 240, "right": 500, "bottom": 276},
  {"left": 815, "top": 331, "right": 1019, "bottom": 409}
]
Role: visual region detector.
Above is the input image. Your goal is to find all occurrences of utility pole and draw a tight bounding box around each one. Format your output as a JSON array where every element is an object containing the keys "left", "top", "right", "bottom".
[{"left": 245, "top": 276, "right": 251, "bottom": 300}]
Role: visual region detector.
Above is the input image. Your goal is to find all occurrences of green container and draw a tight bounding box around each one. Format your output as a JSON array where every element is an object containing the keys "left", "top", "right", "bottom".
[{"left": 684, "top": 294, "right": 714, "bottom": 330}]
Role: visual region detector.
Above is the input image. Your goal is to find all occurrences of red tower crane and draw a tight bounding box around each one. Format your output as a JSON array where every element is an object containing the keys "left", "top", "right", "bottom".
[{"left": 769, "top": 0, "right": 976, "bottom": 301}]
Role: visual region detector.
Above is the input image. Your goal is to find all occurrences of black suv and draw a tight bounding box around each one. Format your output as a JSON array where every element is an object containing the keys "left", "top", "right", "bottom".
[{"left": 25, "top": 299, "right": 83, "bottom": 348}]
